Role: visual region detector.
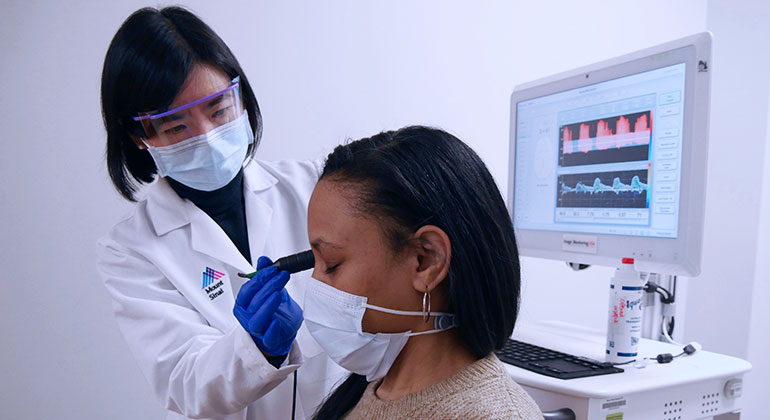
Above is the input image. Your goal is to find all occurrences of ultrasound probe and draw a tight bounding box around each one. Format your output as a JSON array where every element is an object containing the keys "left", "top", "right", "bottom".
[{"left": 237, "top": 249, "right": 315, "bottom": 278}]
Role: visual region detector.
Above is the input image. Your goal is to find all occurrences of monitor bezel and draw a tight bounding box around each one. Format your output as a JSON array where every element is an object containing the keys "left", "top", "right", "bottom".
[{"left": 508, "top": 32, "right": 712, "bottom": 276}]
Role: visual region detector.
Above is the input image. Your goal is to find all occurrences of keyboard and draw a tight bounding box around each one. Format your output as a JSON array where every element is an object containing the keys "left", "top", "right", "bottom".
[{"left": 496, "top": 339, "right": 624, "bottom": 380}]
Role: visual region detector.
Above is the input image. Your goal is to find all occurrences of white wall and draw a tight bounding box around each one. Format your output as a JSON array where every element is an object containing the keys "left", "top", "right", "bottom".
[
  {"left": 741, "top": 57, "right": 770, "bottom": 420},
  {"left": 5, "top": 1, "right": 767, "bottom": 419},
  {"left": 0, "top": 3, "right": 166, "bottom": 418},
  {"left": 693, "top": 3, "right": 770, "bottom": 418},
  {"left": 682, "top": 0, "right": 770, "bottom": 358}
]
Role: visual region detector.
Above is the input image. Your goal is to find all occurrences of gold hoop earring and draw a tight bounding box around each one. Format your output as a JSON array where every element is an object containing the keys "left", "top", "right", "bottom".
[{"left": 422, "top": 291, "right": 431, "bottom": 322}]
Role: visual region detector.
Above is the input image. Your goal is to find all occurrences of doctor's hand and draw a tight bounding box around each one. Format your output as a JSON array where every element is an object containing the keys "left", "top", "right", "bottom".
[{"left": 233, "top": 256, "right": 303, "bottom": 357}]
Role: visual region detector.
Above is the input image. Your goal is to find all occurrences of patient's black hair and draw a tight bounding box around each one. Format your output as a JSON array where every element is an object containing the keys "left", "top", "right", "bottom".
[
  {"left": 100, "top": 6, "right": 262, "bottom": 201},
  {"left": 312, "top": 126, "right": 521, "bottom": 420}
]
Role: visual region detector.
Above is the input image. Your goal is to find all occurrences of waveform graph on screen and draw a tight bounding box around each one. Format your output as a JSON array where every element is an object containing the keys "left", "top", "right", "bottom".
[
  {"left": 559, "top": 110, "right": 652, "bottom": 167},
  {"left": 557, "top": 170, "right": 649, "bottom": 209}
]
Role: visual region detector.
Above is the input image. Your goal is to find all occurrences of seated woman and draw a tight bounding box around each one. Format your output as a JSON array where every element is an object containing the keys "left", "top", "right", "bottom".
[{"left": 303, "top": 126, "right": 543, "bottom": 420}]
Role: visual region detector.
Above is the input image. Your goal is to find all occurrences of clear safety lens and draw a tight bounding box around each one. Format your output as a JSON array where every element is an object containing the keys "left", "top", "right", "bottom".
[{"left": 133, "top": 77, "right": 243, "bottom": 146}]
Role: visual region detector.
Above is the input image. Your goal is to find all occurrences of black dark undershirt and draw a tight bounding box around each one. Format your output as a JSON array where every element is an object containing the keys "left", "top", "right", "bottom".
[
  {"left": 168, "top": 170, "right": 251, "bottom": 265},
  {"left": 168, "top": 171, "right": 288, "bottom": 367}
]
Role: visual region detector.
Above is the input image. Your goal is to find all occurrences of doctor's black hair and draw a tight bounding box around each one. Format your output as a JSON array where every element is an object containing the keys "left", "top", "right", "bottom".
[
  {"left": 100, "top": 6, "right": 262, "bottom": 201},
  {"left": 311, "top": 126, "right": 521, "bottom": 420}
]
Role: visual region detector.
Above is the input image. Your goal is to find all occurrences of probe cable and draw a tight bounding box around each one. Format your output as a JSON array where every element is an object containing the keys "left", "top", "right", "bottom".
[
  {"left": 291, "top": 370, "right": 297, "bottom": 420},
  {"left": 611, "top": 342, "right": 699, "bottom": 367}
]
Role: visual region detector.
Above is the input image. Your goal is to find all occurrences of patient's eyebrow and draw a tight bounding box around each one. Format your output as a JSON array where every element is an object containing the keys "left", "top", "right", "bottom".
[{"left": 311, "top": 238, "right": 343, "bottom": 250}]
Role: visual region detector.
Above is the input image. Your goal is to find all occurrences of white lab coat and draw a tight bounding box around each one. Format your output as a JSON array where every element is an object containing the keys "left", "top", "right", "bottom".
[{"left": 96, "top": 159, "right": 347, "bottom": 420}]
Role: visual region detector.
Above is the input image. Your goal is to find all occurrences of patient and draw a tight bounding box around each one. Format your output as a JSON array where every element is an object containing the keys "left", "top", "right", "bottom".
[{"left": 305, "top": 126, "right": 543, "bottom": 420}]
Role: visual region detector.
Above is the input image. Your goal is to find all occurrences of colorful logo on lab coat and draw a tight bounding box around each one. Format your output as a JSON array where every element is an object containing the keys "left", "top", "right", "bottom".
[
  {"left": 202, "top": 267, "right": 225, "bottom": 289},
  {"left": 203, "top": 267, "right": 226, "bottom": 301}
]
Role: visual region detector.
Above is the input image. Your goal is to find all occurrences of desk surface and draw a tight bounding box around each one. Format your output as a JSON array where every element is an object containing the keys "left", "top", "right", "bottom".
[{"left": 504, "top": 321, "right": 752, "bottom": 398}]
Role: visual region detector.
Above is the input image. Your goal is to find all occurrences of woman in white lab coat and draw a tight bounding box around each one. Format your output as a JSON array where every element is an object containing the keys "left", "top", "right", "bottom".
[{"left": 95, "top": 7, "right": 345, "bottom": 420}]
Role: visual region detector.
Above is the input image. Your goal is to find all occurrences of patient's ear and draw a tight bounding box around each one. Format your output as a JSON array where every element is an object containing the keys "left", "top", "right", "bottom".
[{"left": 410, "top": 225, "right": 451, "bottom": 293}]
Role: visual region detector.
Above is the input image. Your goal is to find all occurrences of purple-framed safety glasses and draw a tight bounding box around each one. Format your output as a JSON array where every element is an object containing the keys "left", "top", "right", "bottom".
[{"left": 132, "top": 77, "right": 242, "bottom": 146}]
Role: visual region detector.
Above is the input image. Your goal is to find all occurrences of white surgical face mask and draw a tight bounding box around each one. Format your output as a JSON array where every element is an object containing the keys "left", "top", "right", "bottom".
[
  {"left": 303, "top": 276, "right": 456, "bottom": 382},
  {"left": 144, "top": 112, "right": 253, "bottom": 191}
]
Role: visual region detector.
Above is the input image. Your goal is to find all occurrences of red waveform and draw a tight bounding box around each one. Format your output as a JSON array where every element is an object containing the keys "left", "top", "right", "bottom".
[
  {"left": 596, "top": 120, "right": 612, "bottom": 137},
  {"left": 562, "top": 112, "right": 652, "bottom": 154},
  {"left": 567, "top": 131, "right": 650, "bottom": 154},
  {"left": 616, "top": 116, "right": 630, "bottom": 134},
  {"left": 634, "top": 114, "right": 650, "bottom": 132},
  {"left": 579, "top": 123, "right": 591, "bottom": 140}
]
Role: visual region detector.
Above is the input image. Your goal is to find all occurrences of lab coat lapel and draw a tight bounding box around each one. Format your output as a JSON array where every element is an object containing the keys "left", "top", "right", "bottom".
[
  {"left": 242, "top": 161, "right": 278, "bottom": 266},
  {"left": 243, "top": 193, "right": 273, "bottom": 269},
  {"left": 145, "top": 178, "right": 189, "bottom": 236},
  {"left": 187, "top": 200, "right": 254, "bottom": 275},
  {"left": 186, "top": 161, "right": 279, "bottom": 275}
]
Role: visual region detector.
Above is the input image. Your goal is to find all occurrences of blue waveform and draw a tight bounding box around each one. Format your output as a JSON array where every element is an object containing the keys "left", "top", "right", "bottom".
[{"left": 560, "top": 176, "right": 648, "bottom": 195}]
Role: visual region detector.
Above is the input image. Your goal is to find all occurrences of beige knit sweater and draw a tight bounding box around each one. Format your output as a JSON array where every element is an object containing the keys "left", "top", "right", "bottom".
[{"left": 341, "top": 353, "right": 544, "bottom": 420}]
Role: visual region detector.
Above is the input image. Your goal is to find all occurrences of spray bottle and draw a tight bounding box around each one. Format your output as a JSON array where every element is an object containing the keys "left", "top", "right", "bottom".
[{"left": 606, "top": 258, "right": 646, "bottom": 363}]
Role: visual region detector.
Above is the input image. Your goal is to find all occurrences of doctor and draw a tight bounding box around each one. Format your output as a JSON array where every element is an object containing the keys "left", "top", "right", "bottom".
[{"left": 96, "top": 6, "right": 345, "bottom": 420}]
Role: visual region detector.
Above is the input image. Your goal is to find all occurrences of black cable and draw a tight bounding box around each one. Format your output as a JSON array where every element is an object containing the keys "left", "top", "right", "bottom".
[
  {"left": 611, "top": 345, "right": 694, "bottom": 366},
  {"left": 668, "top": 276, "right": 677, "bottom": 336},
  {"left": 291, "top": 371, "right": 297, "bottom": 420},
  {"left": 644, "top": 280, "right": 675, "bottom": 304},
  {"left": 643, "top": 279, "right": 677, "bottom": 340},
  {"left": 655, "top": 285, "right": 671, "bottom": 303},
  {"left": 658, "top": 288, "right": 672, "bottom": 303}
]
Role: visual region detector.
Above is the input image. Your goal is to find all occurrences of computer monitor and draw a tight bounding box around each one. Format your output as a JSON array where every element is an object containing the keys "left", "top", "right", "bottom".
[{"left": 508, "top": 32, "right": 712, "bottom": 277}]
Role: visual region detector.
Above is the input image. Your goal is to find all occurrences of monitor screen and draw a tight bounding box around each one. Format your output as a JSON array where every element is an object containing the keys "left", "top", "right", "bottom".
[
  {"left": 508, "top": 32, "right": 711, "bottom": 276},
  {"left": 513, "top": 63, "right": 686, "bottom": 239}
]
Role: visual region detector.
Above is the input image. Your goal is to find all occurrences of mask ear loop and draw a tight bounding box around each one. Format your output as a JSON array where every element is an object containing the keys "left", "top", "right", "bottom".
[{"left": 422, "top": 290, "right": 431, "bottom": 322}]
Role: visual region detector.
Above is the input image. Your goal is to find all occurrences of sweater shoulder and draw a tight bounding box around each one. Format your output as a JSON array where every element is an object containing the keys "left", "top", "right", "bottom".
[{"left": 444, "top": 356, "right": 544, "bottom": 420}]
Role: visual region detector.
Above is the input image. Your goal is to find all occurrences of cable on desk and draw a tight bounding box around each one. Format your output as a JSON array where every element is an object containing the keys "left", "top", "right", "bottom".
[{"left": 610, "top": 342, "right": 699, "bottom": 367}]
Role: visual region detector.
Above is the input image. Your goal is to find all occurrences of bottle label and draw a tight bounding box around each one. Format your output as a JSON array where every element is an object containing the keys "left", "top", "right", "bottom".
[{"left": 606, "top": 273, "right": 644, "bottom": 362}]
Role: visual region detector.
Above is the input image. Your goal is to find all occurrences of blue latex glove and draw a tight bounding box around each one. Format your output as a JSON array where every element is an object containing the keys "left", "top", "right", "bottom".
[{"left": 233, "top": 256, "right": 303, "bottom": 356}]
